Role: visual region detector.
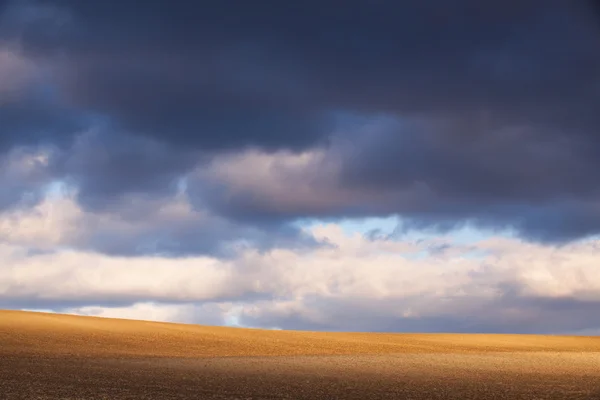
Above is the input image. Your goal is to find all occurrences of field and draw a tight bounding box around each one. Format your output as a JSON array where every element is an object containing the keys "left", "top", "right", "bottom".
[{"left": 1, "top": 310, "right": 600, "bottom": 399}]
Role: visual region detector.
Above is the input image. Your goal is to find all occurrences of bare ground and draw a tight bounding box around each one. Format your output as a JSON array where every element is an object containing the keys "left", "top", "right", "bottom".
[{"left": 1, "top": 310, "right": 600, "bottom": 399}]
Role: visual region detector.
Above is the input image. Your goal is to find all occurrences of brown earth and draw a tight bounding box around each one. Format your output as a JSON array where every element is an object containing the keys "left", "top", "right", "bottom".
[{"left": 1, "top": 309, "right": 600, "bottom": 399}]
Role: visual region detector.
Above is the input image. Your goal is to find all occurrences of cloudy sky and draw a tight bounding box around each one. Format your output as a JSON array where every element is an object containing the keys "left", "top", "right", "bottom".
[{"left": 1, "top": 0, "right": 600, "bottom": 334}]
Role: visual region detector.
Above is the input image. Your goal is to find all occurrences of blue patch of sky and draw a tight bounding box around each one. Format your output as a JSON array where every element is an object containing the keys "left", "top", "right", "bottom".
[
  {"left": 43, "top": 180, "right": 69, "bottom": 198},
  {"left": 295, "top": 216, "right": 504, "bottom": 261},
  {"left": 295, "top": 216, "right": 505, "bottom": 243}
]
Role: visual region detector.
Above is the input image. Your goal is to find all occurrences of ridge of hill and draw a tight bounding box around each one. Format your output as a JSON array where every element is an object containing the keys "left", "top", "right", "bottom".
[{"left": 2, "top": 309, "right": 599, "bottom": 358}]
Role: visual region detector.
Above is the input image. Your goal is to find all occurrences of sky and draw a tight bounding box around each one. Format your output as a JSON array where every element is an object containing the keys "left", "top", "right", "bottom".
[{"left": 1, "top": 0, "right": 600, "bottom": 334}]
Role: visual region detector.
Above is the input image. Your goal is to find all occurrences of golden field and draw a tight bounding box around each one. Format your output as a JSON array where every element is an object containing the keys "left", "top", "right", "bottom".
[{"left": 1, "top": 309, "right": 600, "bottom": 399}]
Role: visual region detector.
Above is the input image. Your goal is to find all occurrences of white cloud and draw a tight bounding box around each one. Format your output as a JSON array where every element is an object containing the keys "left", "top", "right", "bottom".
[
  {"left": 0, "top": 187, "right": 300, "bottom": 256},
  {"left": 192, "top": 148, "right": 353, "bottom": 214},
  {"left": 1, "top": 201, "right": 600, "bottom": 333},
  {"left": 0, "top": 193, "right": 79, "bottom": 248},
  {"left": 0, "top": 245, "right": 239, "bottom": 302}
]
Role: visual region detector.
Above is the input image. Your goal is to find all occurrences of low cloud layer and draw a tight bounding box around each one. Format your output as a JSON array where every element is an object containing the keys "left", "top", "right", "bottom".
[{"left": 2, "top": 201, "right": 600, "bottom": 333}]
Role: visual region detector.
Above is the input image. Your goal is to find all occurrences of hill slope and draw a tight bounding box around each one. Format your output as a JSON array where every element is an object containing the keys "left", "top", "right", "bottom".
[{"left": 2, "top": 309, "right": 599, "bottom": 358}]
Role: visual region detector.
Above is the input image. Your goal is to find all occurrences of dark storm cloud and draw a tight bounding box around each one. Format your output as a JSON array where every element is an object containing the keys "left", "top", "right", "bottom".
[
  {"left": 15, "top": 0, "right": 599, "bottom": 149},
  {"left": 56, "top": 130, "right": 198, "bottom": 210},
  {"left": 336, "top": 117, "right": 600, "bottom": 242},
  {"left": 0, "top": 89, "right": 82, "bottom": 210},
  {"left": 8, "top": 0, "right": 340, "bottom": 151},
  {"left": 191, "top": 113, "right": 600, "bottom": 242},
  {"left": 2, "top": 0, "right": 600, "bottom": 242},
  {"left": 0, "top": 96, "right": 83, "bottom": 151},
  {"left": 591, "top": 0, "right": 600, "bottom": 18}
]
